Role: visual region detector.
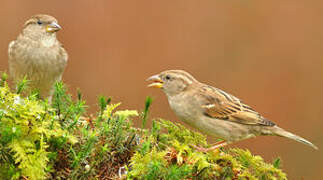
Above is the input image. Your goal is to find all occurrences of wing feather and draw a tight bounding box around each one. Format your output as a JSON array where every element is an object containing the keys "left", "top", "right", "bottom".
[{"left": 199, "top": 85, "right": 275, "bottom": 126}]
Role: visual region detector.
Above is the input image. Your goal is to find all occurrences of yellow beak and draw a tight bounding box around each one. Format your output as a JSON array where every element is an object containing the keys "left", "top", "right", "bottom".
[
  {"left": 46, "top": 22, "right": 61, "bottom": 33},
  {"left": 146, "top": 75, "right": 164, "bottom": 88}
]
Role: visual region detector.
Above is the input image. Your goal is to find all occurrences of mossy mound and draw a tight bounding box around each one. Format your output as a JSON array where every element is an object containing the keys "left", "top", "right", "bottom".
[
  {"left": 128, "top": 119, "right": 286, "bottom": 180},
  {"left": 0, "top": 74, "right": 287, "bottom": 180}
]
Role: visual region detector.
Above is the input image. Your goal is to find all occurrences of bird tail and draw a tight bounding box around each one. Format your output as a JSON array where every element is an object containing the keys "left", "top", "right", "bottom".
[{"left": 270, "top": 126, "right": 318, "bottom": 150}]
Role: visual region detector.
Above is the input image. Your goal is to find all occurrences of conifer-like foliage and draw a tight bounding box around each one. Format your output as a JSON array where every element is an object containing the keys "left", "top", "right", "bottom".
[
  {"left": 0, "top": 74, "right": 76, "bottom": 180},
  {"left": 0, "top": 73, "right": 287, "bottom": 180}
]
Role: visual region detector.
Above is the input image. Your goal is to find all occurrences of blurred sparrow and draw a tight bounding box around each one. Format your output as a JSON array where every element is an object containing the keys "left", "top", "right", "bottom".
[
  {"left": 8, "top": 14, "right": 68, "bottom": 100},
  {"left": 147, "top": 70, "right": 318, "bottom": 151}
]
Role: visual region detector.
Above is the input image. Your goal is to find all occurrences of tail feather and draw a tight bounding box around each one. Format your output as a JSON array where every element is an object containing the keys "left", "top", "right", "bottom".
[{"left": 271, "top": 127, "right": 318, "bottom": 150}]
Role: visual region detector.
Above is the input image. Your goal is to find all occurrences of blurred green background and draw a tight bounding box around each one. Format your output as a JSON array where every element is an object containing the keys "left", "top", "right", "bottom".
[{"left": 0, "top": 0, "right": 322, "bottom": 179}]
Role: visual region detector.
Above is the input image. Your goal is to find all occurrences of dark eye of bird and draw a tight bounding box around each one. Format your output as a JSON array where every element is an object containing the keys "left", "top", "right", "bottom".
[
  {"left": 37, "top": 20, "right": 43, "bottom": 25},
  {"left": 165, "top": 75, "right": 171, "bottom": 80}
]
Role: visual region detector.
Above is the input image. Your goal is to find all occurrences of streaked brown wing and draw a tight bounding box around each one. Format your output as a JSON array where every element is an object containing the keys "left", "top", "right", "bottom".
[{"left": 199, "top": 85, "right": 275, "bottom": 126}]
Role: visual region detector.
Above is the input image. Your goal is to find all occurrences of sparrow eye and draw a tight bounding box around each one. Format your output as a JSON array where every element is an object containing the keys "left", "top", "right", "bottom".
[
  {"left": 165, "top": 75, "right": 171, "bottom": 80},
  {"left": 37, "top": 20, "right": 43, "bottom": 25}
]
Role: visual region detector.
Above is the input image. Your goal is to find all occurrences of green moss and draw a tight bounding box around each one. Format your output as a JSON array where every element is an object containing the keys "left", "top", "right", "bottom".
[
  {"left": 127, "top": 119, "right": 287, "bottom": 180},
  {"left": 0, "top": 75, "right": 287, "bottom": 180},
  {"left": 0, "top": 81, "right": 75, "bottom": 180}
]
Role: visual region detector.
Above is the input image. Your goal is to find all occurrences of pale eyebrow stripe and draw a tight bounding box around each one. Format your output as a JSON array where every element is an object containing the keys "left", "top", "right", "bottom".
[{"left": 168, "top": 70, "right": 197, "bottom": 83}]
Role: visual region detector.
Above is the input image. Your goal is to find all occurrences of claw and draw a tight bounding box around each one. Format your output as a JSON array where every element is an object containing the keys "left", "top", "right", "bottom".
[{"left": 191, "top": 141, "right": 227, "bottom": 152}]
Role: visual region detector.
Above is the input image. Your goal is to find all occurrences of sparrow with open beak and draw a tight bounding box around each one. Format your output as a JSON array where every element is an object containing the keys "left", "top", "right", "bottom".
[
  {"left": 147, "top": 70, "right": 318, "bottom": 151},
  {"left": 8, "top": 14, "right": 68, "bottom": 101}
]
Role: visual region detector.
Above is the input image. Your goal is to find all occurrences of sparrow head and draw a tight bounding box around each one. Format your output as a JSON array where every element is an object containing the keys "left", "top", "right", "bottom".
[
  {"left": 147, "top": 70, "right": 198, "bottom": 96},
  {"left": 23, "top": 14, "right": 61, "bottom": 36}
]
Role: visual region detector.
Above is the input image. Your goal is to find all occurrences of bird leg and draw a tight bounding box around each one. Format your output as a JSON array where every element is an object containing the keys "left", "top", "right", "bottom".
[{"left": 192, "top": 140, "right": 227, "bottom": 152}]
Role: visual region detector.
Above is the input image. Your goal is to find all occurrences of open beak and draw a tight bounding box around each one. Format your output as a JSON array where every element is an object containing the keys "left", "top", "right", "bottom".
[
  {"left": 46, "top": 22, "right": 61, "bottom": 33},
  {"left": 146, "top": 74, "right": 164, "bottom": 88}
]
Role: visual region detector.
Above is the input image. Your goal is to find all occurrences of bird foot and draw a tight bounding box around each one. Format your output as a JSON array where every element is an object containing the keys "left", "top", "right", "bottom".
[{"left": 192, "top": 141, "right": 227, "bottom": 152}]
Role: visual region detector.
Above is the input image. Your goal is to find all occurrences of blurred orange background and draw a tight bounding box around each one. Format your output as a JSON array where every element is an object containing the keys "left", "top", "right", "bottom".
[{"left": 0, "top": 0, "right": 322, "bottom": 179}]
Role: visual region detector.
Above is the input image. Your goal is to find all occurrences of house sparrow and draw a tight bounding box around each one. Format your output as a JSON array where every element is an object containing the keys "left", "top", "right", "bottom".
[
  {"left": 147, "top": 70, "right": 318, "bottom": 151},
  {"left": 8, "top": 14, "right": 68, "bottom": 100}
]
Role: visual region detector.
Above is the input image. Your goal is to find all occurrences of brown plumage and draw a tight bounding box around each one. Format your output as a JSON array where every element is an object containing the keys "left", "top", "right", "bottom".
[
  {"left": 200, "top": 85, "right": 275, "bottom": 126},
  {"left": 8, "top": 14, "right": 68, "bottom": 100},
  {"left": 147, "top": 70, "right": 318, "bottom": 150}
]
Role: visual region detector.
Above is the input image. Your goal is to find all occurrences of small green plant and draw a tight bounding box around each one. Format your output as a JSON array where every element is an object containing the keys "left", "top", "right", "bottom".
[{"left": 66, "top": 102, "right": 139, "bottom": 179}]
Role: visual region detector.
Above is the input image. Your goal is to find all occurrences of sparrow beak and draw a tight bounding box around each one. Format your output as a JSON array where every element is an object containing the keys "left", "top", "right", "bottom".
[
  {"left": 46, "top": 22, "right": 61, "bottom": 33},
  {"left": 146, "top": 75, "right": 164, "bottom": 88}
]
